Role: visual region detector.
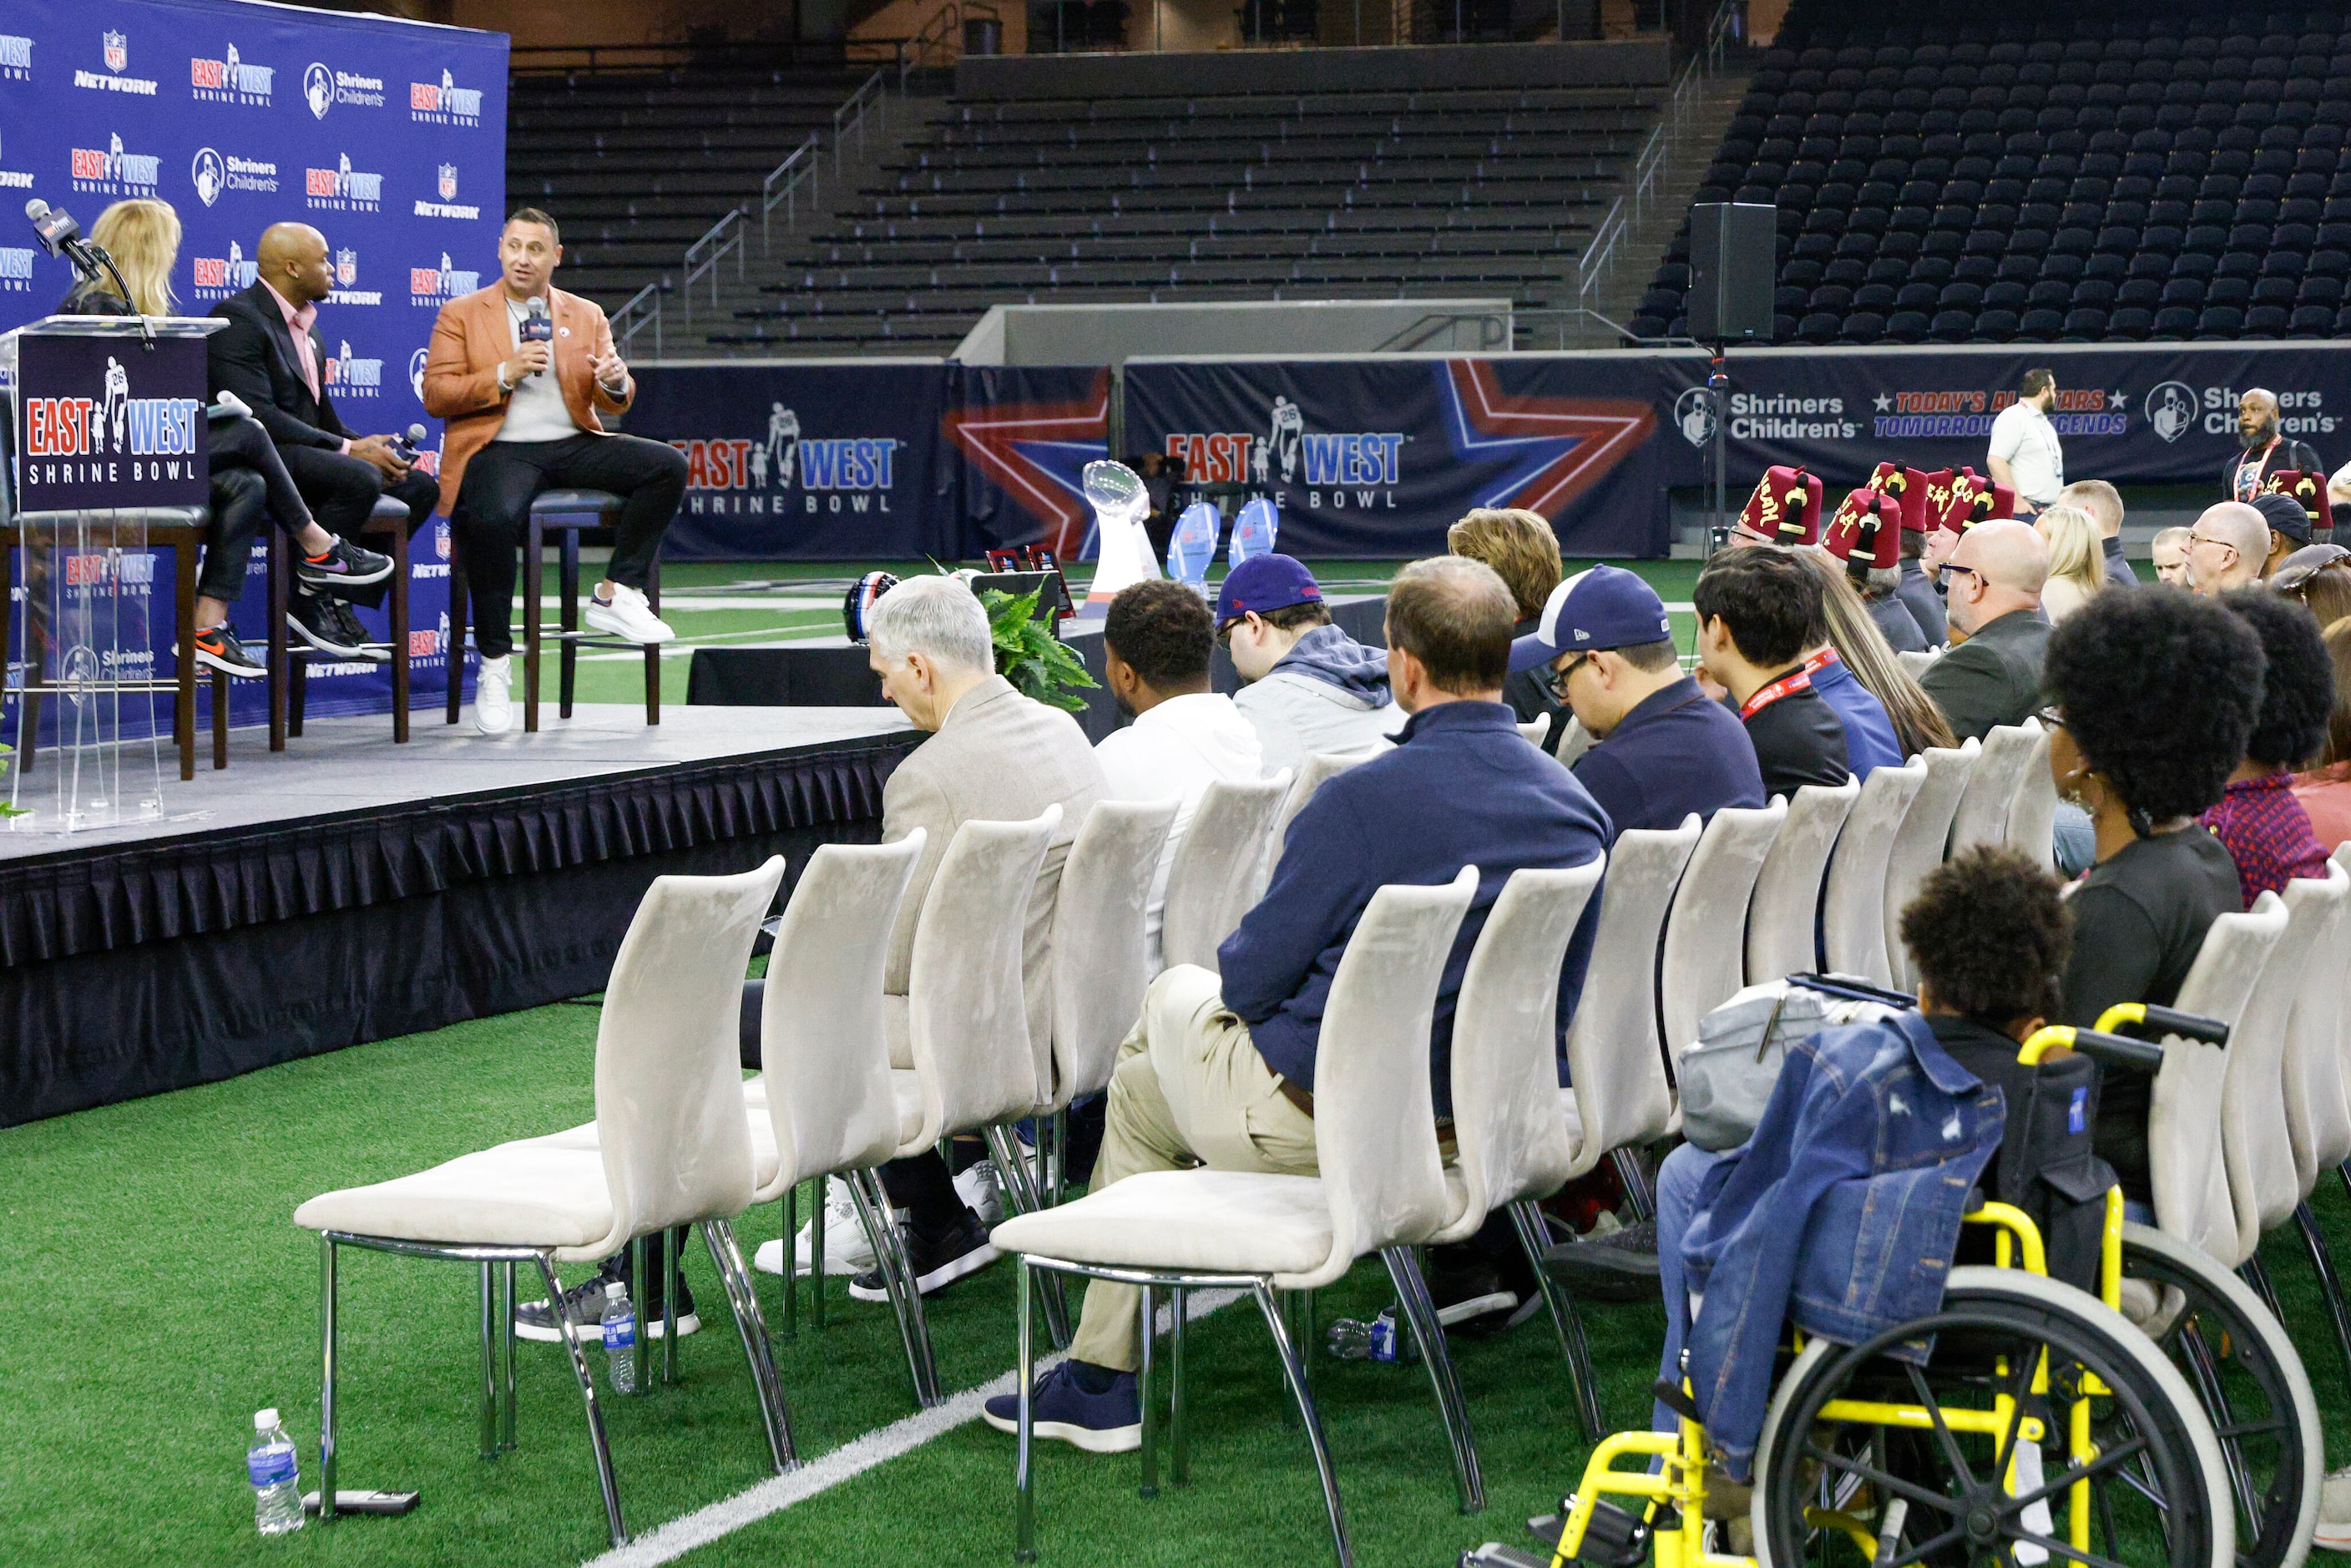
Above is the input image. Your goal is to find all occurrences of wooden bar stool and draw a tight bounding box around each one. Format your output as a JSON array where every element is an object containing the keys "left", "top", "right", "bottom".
[
  {"left": 445, "top": 489, "right": 661, "bottom": 732},
  {"left": 265, "top": 494, "right": 414, "bottom": 750}
]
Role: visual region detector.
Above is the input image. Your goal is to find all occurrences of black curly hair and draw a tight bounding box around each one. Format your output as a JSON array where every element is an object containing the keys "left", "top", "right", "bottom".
[
  {"left": 2042, "top": 588, "right": 2265, "bottom": 825},
  {"left": 1900, "top": 847, "right": 2071, "bottom": 1026},
  {"left": 1105, "top": 579, "right": 1214, "bottom": 689},
  {"left": 2220, "top": 588, "right": 2335, "bottom": 768}
]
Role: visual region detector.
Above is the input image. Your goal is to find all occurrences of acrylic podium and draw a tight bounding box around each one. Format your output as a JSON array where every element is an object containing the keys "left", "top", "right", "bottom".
[{"left": 2, "top": 314, "right": 221, "bottom": 827}]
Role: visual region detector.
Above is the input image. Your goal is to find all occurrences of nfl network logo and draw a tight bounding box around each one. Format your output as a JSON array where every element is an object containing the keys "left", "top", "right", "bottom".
[
  {"left": 336, "top": 247, "right": 356, "bottom": 286},
  {"left": 303, "top": 62, "right": 332, "bottom": 119},
  {"left": 0, "top": 34, "right": 33, "bottom": 82},
  {"left": 438, "top": 164, "right": 457, "bottom": 200},
  {"left": 104, "top": 31, "right": 126, "bottom": 73}
]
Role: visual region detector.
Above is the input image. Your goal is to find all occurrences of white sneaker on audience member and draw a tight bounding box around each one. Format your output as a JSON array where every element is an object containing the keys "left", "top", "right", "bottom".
[
  {"left": 957, "top": 1159, "right": 1004, "bottom": 1226},
  {"left": 584, "top": 583, "right": 675, "bottom": 644},
  {"left": 2314, "top": 1465, "right": 2351, "bottom": 1551},
  {"left": 753, "top": 1176, "right": 877, "bottom": 1277},
  {"left": 474, "top": 655, "right": 513, "bottom": 736}
]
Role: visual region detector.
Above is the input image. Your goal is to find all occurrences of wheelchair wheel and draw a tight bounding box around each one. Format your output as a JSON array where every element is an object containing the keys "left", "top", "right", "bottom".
[
  {"left": 1752, "top": 1267, "right": 2232, "bottom": 1568},
  {"left": 2120, "top": 1223, "right": 2321, "bottom": 1568}
]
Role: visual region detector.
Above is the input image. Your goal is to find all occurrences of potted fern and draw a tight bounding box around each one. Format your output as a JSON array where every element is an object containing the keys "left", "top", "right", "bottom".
[{"left": 976, "top": 584, "right": 1096, "bottom": 713}]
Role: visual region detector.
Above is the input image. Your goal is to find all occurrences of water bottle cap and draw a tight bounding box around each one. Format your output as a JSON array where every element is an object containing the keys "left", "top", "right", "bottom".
[
  {"left": 255, "top": 1409, "right": 279, "bottom": 1430},
  {"left": 608, "top": 1284, "right": 628, "bottom": 1304}
]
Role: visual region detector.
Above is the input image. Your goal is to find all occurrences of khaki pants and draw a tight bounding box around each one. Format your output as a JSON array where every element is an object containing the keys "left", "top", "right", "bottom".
[{"left": 1064, "top": 964, "right": 1318, "bottom": 1372}]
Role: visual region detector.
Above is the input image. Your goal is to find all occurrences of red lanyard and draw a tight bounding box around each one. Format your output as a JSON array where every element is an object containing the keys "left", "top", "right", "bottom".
[
  {"left": 1800, "top": 646, "right": 1840, "bottom": 677},
  {"left": 2237, "top": 442, "right": 2278, "bottom": 501},
  {"left": 1739, "top": 667, "right": 1813, "bottom": 720}
]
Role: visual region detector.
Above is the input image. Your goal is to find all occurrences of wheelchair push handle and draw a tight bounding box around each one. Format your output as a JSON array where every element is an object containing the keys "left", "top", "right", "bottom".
[
  {"left": 2049, "top": 1028, "right": 2168, "bottom": 1075},
  {"left": 2098, "top": 1001, "right": 2229, "bottom": 1047}
]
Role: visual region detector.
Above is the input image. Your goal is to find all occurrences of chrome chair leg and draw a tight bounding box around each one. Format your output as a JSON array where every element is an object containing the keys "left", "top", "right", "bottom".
[
  {"left": 626, "top": 1236, "right": 650, "bottom": 1399},
  {"left": 478, "top": 1262, "right": 498, "bottom": 1459},
  {"left": 985, "top": 1125, "right": 1070, "bottom": 1348},
  {"left": 1015, "top": 1259, "right": 1038, "bottom": 1563},
  {"left": 778, "top": 1186, "right": 798, "bottom": 1342},
  {"left": 810, "top": 1178, "right": 827, "bottom": 1329},
  {"left": 2240, "top": 1255, "right": 2287, "bottom": 1327},
  {"left": 1140, "top": 1283, "right": 1160, "bottom": 1499},
  {"left": 1383, "top": 1247, "right": 1486, "bottom": 1515},
  {"left": 705, "top": 1219, "right": 795, "bottom": 1473},
  {"left": 1170, "top": 1286, "right": 1190, "bottom": 1486},
  {"left": 662, "top": 1226, "right": 681, "bottom": 1388},
  {"left": 538, "top": 1256, "right": 626, "bottom": 1547},
  {"left": 1507, "top": 1199, "right": 1603, "bottom": 1437},
  {"left": 1253, "top": 1280, "right": 1352, "bottom": 1568},
  {"left": 2293, "top": 1201, "right": 2351, "bottom": 1398},
  {"left": 319, "top": 1236, "right": 339, "bottom": 1521},
  {"left": 847, "top": 1169, "right": 943, "bottom": 1406},
  {"left": 1611, "top": 1146, "right": 1656, "bottom": 1222},
  {"left": 500, "top": 1260, "right": 518, "bottom": 1453}
]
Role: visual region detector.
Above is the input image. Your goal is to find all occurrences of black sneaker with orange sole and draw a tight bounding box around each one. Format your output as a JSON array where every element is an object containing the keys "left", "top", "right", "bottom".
[{"left": 181, "top": 624, "right": 266, "bottom": 679}]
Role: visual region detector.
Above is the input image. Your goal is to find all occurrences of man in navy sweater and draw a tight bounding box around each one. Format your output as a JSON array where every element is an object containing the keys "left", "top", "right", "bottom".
[{"left": 983, "top": 557, "right": 1614, "bottom": 1453}]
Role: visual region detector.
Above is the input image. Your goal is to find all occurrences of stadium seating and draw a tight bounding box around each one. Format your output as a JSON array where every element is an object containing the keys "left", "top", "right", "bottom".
[
  {"left": 708, "top": 84, "right": 1657, "bottom": 352},
  {"left": 1629, "top": 1, "right": 2351, "bottom": 343},
  {"left": 505, "top": 63, "right": 878, "bottom": 309}
]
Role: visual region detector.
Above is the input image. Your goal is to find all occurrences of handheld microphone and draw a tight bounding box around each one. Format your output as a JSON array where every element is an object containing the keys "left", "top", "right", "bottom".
[
  {"left": 387, "top": 422, "right": 427, "bottom": 464},
  {"left": 25, "top": 198, "right": 83, "bottom": 260},
  {"left": 522, "top": 296, "right": 552, "bottom": 374}
]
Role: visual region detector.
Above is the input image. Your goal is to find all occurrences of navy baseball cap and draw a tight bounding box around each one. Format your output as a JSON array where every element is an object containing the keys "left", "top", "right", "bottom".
[
  {"left": 1214, "top": 554, "right": 1323, "bottom": 624},
  {"left": 1509, "top": 565, "right": 1673, "bottom": 671},
  {"left": 2252, "top": 490, "right": 2313, "bottom": 546}
]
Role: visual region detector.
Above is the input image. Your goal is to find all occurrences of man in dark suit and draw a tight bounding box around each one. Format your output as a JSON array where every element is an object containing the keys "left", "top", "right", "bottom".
[
  {"left": 208, "top": 222, "right": 439, "bottom": 660},
  {"left": 1920, "top": 518, "right": 2053, "bottom": 742}
]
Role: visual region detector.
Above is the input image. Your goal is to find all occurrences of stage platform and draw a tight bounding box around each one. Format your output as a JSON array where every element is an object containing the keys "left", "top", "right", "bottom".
[{"left": 2, "top": 705, "right": 918, "bottom": 1127}]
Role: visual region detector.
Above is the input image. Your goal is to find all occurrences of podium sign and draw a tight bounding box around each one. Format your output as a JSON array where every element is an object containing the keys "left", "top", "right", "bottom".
[{"left": 15, "top": 331, "right": 208, "bottom": 512}]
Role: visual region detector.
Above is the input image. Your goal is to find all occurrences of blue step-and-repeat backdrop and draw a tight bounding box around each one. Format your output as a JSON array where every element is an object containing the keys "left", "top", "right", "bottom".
[{"left": 2, "top": 0, "right": 507, "bottom": 729}]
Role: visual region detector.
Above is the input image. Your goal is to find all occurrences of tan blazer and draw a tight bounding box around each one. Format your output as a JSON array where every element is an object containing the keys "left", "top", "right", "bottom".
[
  {"left": 881, "top": 675, "right": 1108, "bottom": 1070},
  {"left": 420, "top": 283, "right": 633, "bottom": 518}
]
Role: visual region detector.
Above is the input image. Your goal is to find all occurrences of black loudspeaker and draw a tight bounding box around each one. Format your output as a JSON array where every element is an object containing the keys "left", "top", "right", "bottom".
[{"left": 1688, "top": 203, "right": 1777, "bottom": 342}]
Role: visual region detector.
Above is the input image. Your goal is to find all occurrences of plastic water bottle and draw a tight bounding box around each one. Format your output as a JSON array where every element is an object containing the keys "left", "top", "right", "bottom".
[
  {"left": 247, "top": 1409, "right": 304, "bottom": 1535},
  {"left": 1324, "top": 1306, "right": 1417, "bottom": 1363},
  {"left": 601, "top": 1284, "right": 637, "bottom": 1394}
]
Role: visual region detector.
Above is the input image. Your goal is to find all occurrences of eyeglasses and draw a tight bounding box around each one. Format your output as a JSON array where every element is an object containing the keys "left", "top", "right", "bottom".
[
  {"left": 1546, "top": 653, "right": 1590, "bottom": 701},
  {"left": 2035, "top": 706, "right": 2069, "bottom": 732},
  {"left": 1215, "top": 618, "right": 1240, "bottom": 650},
  {"left": 1941, "top": 563, "right": 1982, "bottom": 586},
  {"left": 2187, "top": 530, "right": 2237, "bottom": 557}
]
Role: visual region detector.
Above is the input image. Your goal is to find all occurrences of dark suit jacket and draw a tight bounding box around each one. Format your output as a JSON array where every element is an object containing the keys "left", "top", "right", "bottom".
[
  {"left": 207, "top": 281, "right": 353, "bottom": 452},
  {"left": 1919, "top": 606, "right": 2051, "bottom": 742}
]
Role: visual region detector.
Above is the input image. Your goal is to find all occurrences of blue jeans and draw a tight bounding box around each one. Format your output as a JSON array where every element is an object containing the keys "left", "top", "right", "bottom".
[
  {"left": 2053, "top": 802, "right": 2097, "bottom": 878},
  {"left": 1653, "top": 1141, "right": 1728, "bottom": 1434}
]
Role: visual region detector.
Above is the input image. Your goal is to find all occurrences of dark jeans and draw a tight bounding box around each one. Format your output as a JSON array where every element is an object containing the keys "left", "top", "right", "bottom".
[
  {"left": 201, "top": 468, "right": 268, "bottom": 609},
  {"left": 276, "top": 441, "right": 440, "bottom": 609},
  {"left": 450, "top": 433, "right": 688, "bottom": 658}
]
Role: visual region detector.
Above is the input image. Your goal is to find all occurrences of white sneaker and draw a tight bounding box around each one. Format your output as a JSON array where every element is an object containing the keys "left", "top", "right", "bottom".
[
  {"left": 958, "top": 1159, "right": 1005, "bottom": 1225},
  {"left": 2316, "top": 1465, "right": 2351, "bottom": 1551},
  {"left": 584, "top": 582, "right": 675, "bottom": 644},
  {"left": 753, "top": 1176, "right": 877, "bottom": 1277},
  {"left": 474, "top": 654, "right": 513, "bottom": 736}
]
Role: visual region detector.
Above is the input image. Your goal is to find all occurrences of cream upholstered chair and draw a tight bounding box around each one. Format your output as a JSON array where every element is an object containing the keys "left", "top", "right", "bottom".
[
  {"left": 1517, "top": 713, "right": 1551, "bottom": 749},
  {"left": 294, "top": 859, "right": 788, "bottom": 1547},
  {"left": 1658, "top": 802, "right": 1786, "bottom": 1073},
  {"left": 1820, "top": 759, "right": 1928, "bottom": 986},
  {"left": 1744, "top": 778, "right": 1859, "bottom": 984},
  {"left": 1271, "top": 753, "right": 1377, "bottom": 861},
  {"left": 1896, "top": 648, "right": 1940, "bottom": 680},
  {"left": 869, "top": 807, "right": 1063, "bottom": 1402},
  {"left": 736, "top": 834, "right": 927, "bottom": 1389},
  {"left": 2149, "top": 898, "right": 2291, "bottom": 1266},
  {"left": 1161, "top": 771, "right": 1292, "bottom": 972},
  {"left": 1882, "top": 739, "right": 1980, "bottom": 990},
  {"left": 2002, "top": 721, "right": 2057, "bottom": 870},
  {"left": 1553, "top": 713, "right": 1595, "bottom": 769},
  {"left": 2285, "top": 851, "right": 2351, "bottom": 1389},
  {"left": 1946, "top": 722, "right": 2041, "bottom": 854},
  {"left": 992, "top": 868, "right": 1479, "bottom": 1568},
  {"left": 1438, "top": 857, "right": 1608, "bottom": 1437},
  {"left": 1557, "top": 817, "right": 1701, "bottom": 1217},
  {"left": 1040, "top": 798, "right": 1181, "bottom": 1194}
]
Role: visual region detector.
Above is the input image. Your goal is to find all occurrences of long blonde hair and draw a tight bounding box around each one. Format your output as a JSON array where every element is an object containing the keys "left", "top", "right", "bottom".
[
  {"left": 1792, "top": 548, "right": 1959, "bottom": 757},
  {"left": 86, "top": 199, "right": 180, "bottom": 316},
  {"left": 2035, "top": 504, "right": 2105, "bottom": 604}
]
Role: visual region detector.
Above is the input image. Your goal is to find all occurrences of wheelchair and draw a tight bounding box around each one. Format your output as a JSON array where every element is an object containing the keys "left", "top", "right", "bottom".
[{"left": 1464, "top": 996, "right": 2321, "bottom": 1568}]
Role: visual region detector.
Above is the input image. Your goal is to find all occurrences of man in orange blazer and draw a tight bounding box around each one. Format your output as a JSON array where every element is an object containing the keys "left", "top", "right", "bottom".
[{"left": 422, "top": 207, "right": 686, "bottom": 734}]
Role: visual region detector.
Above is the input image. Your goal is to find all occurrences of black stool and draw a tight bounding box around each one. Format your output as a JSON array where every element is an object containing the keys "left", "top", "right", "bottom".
[{"left": 446, "top": 488, "right": 661, "bottom": 732}]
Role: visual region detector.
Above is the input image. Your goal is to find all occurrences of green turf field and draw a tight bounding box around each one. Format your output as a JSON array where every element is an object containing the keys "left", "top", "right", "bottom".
[
  {"left": 10, "top": 985, "right": 2351, "bottom": 1568},
  {"left": 557, "top": 559, "right": 1706, "bottom": 710}
]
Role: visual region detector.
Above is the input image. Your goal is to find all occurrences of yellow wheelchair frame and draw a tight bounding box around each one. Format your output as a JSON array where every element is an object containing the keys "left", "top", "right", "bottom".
[{"left": 1546, "top": 1005, "right": 2167, "bottom": 1568}]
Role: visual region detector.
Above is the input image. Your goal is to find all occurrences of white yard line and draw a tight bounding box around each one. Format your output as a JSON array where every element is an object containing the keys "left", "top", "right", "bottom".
[{"left": 578, "top": 1288, "right": 1241, "bottom": 1568}]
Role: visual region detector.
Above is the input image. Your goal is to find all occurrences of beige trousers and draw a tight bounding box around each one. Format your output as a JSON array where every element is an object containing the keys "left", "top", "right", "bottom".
[{"left": 1064, "top": 964, "right": 1318, "bottom": 1372}]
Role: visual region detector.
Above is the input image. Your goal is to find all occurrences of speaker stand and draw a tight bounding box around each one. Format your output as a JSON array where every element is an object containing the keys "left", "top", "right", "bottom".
[{"left": 1706, "top": 339, "right": 1732, "bottom": 556}]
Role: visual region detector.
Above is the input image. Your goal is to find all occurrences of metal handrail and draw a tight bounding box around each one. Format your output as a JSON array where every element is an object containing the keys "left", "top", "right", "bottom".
[
  {"left": 680, "top": 209, "right": 746, "bottom": 322},
  {"left": 834, "top": 68, "right": 887, "bottom": 175},
  {"left": 899, "top": 3, "right": 978, "bottom": 89},
  {"left": 612, "top": 281, "right": 664, "bottom": 357},
  {"left": 762, "top": 136, "right": 823, "bottom": 251}
]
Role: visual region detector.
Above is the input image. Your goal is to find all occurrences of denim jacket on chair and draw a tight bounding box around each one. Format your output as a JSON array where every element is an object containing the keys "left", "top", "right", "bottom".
[{"left": 1679, "top": 1010, "right": 2006, "bottom": 1478}]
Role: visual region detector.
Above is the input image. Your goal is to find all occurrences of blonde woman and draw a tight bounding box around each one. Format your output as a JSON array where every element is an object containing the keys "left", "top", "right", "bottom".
[
  {"left": 1448, "top": 506, "right": 1568, "bottom": 751},
  {"left": 1791, "top": 548, "right": 1959, "bottom": 758},
  {"left": 56, "top": 200, "right": 388, "bottom": 675},
  {"left": 2034, "top": 503, "right": 2106, "bottom": 623}
]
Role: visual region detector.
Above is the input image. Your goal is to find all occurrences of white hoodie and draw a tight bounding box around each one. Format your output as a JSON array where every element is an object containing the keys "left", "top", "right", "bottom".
[{"left": 1094, "top": 691, "right": 1266, "bottom": 973}]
